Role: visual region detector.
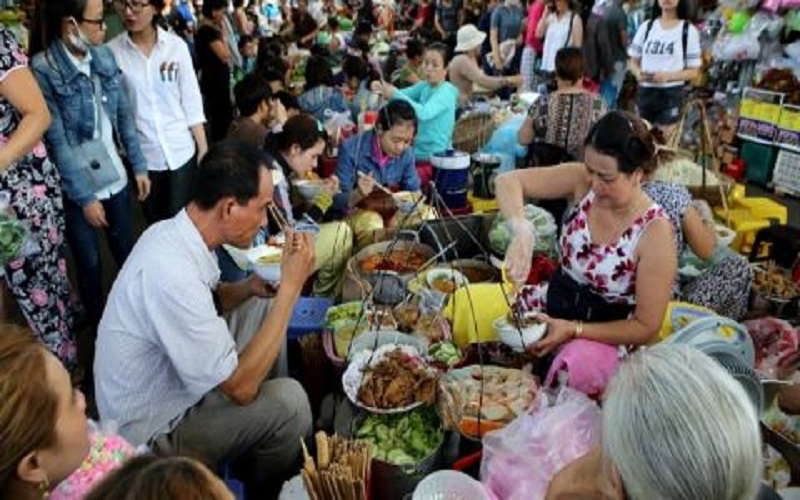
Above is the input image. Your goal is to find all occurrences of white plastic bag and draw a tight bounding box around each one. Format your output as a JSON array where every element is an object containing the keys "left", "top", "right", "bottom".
[{"left": 480, "top": 386, "right": 602, "bottom": 500}]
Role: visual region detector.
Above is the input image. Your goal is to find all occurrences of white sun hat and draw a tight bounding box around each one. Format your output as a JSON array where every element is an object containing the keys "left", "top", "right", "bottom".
[{"left": 454, "top": 24, "right": 487, "bottom": 53}]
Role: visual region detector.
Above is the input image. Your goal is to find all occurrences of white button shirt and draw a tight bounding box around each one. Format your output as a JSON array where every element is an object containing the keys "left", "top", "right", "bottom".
[
  {"left": 95, "top": 210, "right": 238, "bottom": 445},
  {"left": 109, "top": 28, "right": 205, "bottom": 171}
]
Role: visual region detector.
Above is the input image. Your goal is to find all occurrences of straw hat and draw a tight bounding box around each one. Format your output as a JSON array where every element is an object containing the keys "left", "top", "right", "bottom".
[{"left": 454, "top": 24, "right": 487, "bottom": 53}]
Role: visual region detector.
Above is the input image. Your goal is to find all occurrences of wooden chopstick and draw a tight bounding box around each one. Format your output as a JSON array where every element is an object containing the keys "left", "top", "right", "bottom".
[
  {"left": 268, "top": 203, "right": 290, "bottom": 232},
  {"left": 357, "top": 171, "right": 393, "bottom": 196}
]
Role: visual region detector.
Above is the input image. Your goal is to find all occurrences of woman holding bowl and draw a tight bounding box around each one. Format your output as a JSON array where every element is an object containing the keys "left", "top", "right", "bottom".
[
  {"left": 265, "top": 114, "right": 352, "bottom": 298},
  {"left": 495, "top": 111, "right": 676, "bottom": 365}
]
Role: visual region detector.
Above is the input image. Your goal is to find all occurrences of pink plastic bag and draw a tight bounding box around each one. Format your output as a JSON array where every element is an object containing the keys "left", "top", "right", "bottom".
[
  {"left": 480, "top": 387, "right": 602, "bottom": 500},
  {"left": 544, "top": 339, "right": 621, "bottom": 398}
]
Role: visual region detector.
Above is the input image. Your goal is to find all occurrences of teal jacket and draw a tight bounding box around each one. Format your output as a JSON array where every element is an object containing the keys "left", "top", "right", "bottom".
[{"left": 392, "top": 81, "right": 458, "bottom": 161}]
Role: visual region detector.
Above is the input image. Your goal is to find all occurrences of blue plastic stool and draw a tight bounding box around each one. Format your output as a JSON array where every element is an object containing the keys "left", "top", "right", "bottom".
[
  {"left": 288, "top": 297, "right": 333, "bottom": 340},
  {"left": 223, "top": 464, "right": 246, "bottom": 500}
]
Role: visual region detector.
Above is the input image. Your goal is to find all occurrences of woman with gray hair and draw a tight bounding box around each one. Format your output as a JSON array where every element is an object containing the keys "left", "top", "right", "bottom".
[{"left": 546, "top": 343, "right": 762, "bottom": 500}]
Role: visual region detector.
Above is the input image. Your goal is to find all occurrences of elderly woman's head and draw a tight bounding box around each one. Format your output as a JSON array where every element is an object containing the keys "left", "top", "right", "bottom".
[
  {"left": 0, "top": 325, "right": 90, "bottom": 498},
  {"left": 603, "top": 344, "right": 761, "bottom": 500}
]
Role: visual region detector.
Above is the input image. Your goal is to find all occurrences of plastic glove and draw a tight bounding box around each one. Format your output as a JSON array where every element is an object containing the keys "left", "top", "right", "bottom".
[{"left": 504, "top": 217, "right": 536, "bottom": 287}]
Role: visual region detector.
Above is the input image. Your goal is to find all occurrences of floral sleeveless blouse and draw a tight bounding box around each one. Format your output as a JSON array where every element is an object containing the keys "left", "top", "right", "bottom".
[{"left": 559, "top": 191, "right": 667, "bottom": 305}]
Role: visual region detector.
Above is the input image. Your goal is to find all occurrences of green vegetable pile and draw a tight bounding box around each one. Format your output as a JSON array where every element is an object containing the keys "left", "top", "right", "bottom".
[
  {"left": 355, "top": 409, "right": 443, "bottom": 466},
  {"left": 0, "top": 212, "right": 27, "bottom": 267},
  {"left": 429, "top": 342, "right": 461, "bottom": 368},
  {"left": 325, "top": 301, "right": 366, "bottom": 329},
  {"left": 489, "top": 205, "right": 557, "bottom": 257}
]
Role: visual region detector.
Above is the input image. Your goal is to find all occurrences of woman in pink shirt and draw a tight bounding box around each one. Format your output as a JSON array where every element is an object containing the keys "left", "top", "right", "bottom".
[{"left": 521, "top": 0, "right": 546, "bottom": 90}]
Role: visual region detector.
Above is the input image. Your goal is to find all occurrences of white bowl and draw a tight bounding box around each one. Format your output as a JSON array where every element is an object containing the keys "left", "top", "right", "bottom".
[
  {"left": 392, "top": 191, "right": 421, "bottom": 213},
  {"left": 714, "top": 223, "right": 736, "bottom": 248},
  {"left": 426, "top": 268, "right": 469, "bottom": 294},
  {"left": 294, "top": 179, "right": 326, "bottom": 202},
  {"left": 493, "top": 313, "right": 547, "bottom": 352},
  {"left": 247, "top": 245, "right": 282, "bottom": 282},
  {"left": 413, "top": 470, "right": 489, "bottom": 500}
]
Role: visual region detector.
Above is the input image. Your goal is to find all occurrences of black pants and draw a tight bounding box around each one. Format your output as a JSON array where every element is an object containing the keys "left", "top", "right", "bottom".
[{"left": 143, "top": 155, "right": 197, "bottom": 224}]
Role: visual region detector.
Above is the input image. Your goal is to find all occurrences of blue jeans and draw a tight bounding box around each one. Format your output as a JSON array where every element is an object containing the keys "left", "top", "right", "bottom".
[{"left": 65, "top": 188, "right": 135, "bottom": 325}]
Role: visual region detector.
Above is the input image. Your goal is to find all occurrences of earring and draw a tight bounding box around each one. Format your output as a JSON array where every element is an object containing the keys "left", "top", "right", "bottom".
[{"left": 39, "top": 476, "right": 50, "bottom": 499}]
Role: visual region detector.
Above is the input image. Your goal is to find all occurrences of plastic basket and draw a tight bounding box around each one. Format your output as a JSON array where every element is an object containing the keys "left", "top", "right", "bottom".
[{"left": 288, "top": 297, "right": 333, "bottom": 340}]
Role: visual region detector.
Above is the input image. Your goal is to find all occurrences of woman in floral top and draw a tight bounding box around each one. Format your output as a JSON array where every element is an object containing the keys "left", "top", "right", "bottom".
[
  {"left": 0, "top": 27, "right": 77, "bottom": 370},
  {"left": 518, "top": 47, "right": 606, "bottom": 161},
  {"left": 496, "top": 110, "right": 676, "bottom": 359}
]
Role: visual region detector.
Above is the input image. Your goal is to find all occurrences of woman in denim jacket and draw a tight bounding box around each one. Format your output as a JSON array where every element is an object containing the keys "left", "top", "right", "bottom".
[{"left": 31, "top": 0, "right": 150, "bottom": 328}]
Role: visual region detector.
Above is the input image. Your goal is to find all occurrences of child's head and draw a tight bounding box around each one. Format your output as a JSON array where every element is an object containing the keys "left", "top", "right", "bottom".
[
  {"left": 328, "top": 16, "right": 339, "bottom": 32},
  {"left": 85, "top": 456, "right": 234, "bottom": 500},
  {"left": 238, "top": 34, "right": 257, "bottom": 59},
  {"left": 234, "top": 73, "right": 273, "bottom": 122},
  {"left": 273, "top": 90, "right": 302, "bottom": 117},
  {"left": 343, "top": 55, "right": 368, "bottom": 91},
  {"left": 405, "top": 38, "right": 424, "bottom": 65}
]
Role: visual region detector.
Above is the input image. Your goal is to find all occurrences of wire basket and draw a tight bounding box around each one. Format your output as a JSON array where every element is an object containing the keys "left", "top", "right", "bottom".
[{"left": 452, "top": 113, "right": 495, "bottom": 154}]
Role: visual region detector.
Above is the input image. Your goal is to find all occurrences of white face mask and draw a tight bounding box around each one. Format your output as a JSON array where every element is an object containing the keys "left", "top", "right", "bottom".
[
  {"left": 67, "top": 18, "right": 92, "bottom": 54},
  {"left": 506, "top": 0, "right": 521, "bottom": 6}
]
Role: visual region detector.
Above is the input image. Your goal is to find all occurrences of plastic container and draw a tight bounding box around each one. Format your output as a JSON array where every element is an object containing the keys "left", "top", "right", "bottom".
[
  {"left": 773, "top": 149, "right": 800, "bottom": 197},
  {"left": 431, "top": 151, "right": 471, "bottom": 209},
  {"left": 369, "top": 439, "right": 443, "bottom": 500},
  {"left": 741, "top": 141, "right": 778, "bottom": 187},
  {"left": 731, "top": 197, "right": 788, "bottom": 225},
  {"left": 288, "top": 297, "right": 333, "bottom": 340},
  {"left": 412, "top": 470, "right": 489, "bottom": 500},
  {"left": 714, "top": 207, "right": 771, "bottom": 254}
]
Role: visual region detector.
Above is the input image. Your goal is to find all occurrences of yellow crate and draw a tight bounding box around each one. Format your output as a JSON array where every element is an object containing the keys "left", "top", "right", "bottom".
[
  {"left": 714, "top": 207, "right": 772, "bottom": 255},
  {"left": 731, "top": 197, "right": 788, "bottom": 225},
  {"left": 468, "top": 193, "right": 499, "bottom": 213}
]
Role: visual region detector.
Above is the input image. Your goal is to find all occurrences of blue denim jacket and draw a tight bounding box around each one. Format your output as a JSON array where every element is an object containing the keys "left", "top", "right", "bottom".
[
  {"left": 333, "top": 130, "right": 420, "bottom": 213},
  {"left": 31, "top": 42, "right": 147, "bottom": 207}
]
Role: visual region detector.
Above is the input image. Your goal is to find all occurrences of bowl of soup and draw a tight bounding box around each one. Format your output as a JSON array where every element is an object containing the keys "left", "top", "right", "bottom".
[
  {"left": 426, "top": 269, "right": 469, "bottom": 295},
  {"left": 294, "top": 179, "right": 327, "bottom": 202},
  {"left": 248, "top": 245, "right": 283, "bottom": 282}
]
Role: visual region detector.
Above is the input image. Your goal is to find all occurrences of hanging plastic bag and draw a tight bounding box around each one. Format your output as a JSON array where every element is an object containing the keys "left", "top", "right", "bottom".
[
  {"left": 0, "top": 192, "right": 39, "bottom": 269},
  {"left": 480, "top": 386, "right": 602, "bottom": 500}
]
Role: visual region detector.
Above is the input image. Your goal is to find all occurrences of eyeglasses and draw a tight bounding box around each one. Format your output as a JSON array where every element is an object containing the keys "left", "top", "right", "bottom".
[
  {"left": 114, "top": 0, "right": 152, "bottom": 13},
  {"left": 79, "top": 17, "right": 107, "bottom": 29}
]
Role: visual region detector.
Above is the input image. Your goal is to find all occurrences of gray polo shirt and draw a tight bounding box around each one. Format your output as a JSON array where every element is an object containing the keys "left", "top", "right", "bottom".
[{"left": 95, "top": 209, "right": 238, "bottom": 446}]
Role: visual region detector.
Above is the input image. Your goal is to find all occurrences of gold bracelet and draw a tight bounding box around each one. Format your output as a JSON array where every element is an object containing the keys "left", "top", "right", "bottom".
[{"left": 574, "top": 321, "right": 583, "bottom": 338}]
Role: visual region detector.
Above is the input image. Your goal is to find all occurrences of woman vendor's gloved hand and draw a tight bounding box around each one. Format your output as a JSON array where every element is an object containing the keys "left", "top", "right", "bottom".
[{"left": 504, "top": 217, "right": 536, "bottom": 287}]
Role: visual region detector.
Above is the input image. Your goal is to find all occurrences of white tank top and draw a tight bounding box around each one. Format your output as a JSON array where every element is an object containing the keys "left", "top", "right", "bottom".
[{"left": 540, "top": 11, "right": 576, "bottom": 72}]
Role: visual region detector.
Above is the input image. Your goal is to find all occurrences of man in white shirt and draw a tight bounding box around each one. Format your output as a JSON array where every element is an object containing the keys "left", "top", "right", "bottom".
[
  {"left": 109, "top": 2, "right": 208, "bottom": 223},
  {"left": 95, "top": 141, "right": 315, "bottom": 495}
]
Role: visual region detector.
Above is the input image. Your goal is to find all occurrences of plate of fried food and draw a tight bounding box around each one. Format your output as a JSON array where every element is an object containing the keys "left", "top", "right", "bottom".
[
  {"left": 439, "top": 365, "right": 539, "bottom": 439},
  {"left": 343, "top": 343, "right": 438, "bottom": 414}
]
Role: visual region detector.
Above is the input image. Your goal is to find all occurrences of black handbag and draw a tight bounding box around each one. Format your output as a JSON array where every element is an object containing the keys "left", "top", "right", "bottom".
[{"left": 75, "top": 74, "right": 121, "bottom": 192}]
